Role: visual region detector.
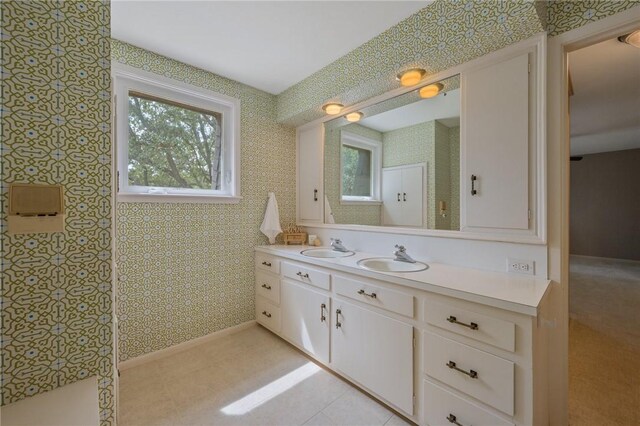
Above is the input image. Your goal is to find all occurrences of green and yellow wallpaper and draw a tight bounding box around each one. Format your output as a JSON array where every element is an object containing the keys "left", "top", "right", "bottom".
[
  {"left": 111, "top": 40, "right": 297, "bottom": 362},
  {"left": 277, "top": 0, "right": 546, "bottom": 127},
  {"left": 1, "top": 0, "right": 113, "bottom": 423},
  {"left": 2, "top": 0, "right": 639, "bottom": 422},
  {"left": 547, "top": 0, "right": 639, "bottom": 36},
  {"left": 449, "top": 126, "right": 461, "bottom": 230}
]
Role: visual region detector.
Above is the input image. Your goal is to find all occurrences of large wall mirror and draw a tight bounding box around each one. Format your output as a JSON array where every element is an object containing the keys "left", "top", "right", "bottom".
[{"left": 324, "top": 75, "right": 460, "bottom": 230}]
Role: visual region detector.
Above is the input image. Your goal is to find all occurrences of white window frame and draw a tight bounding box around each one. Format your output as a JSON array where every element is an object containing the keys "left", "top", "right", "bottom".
[
  {"left": 113, "top": 63, "right": 241, "bottom": 203},
  {"left": 339, "top": 131, "right": 382, "bottom": 205}
]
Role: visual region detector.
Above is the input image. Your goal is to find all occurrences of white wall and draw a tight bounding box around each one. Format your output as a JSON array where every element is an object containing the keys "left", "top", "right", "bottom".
[
  {"left": 306, "top": 226, "right": 548, "bottom": 277},
  {"left": 0, "top": 377, "right": 99, "bottom": 426}
]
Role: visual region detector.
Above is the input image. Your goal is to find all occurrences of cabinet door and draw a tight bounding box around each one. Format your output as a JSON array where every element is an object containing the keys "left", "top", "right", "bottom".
[
  {"left": 281, "top": 280, "right": 330, "bottom": 363},
  {"left": 382, "top": 168, "right": 403, "bottom": 226},
  {"left": 401, "top": 165, "right": 423, "bottom": 227},
  {"left": 462, "top": 53, "right": 530, "bottom": 231},
  {"left": 332, "top": 299, "right": 414, "bottom": 414},
  {"left": 298, "top": 125, "right": 324, "bottom": 222}
]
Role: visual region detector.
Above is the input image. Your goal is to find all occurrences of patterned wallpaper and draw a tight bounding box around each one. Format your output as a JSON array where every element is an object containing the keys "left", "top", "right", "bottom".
[
  {"left": 449, "top": 126, "right": 461, "bottom": 230},
  {"left": 547, "top": 0, "right": 640, "bottom": 36},
  {"left": 111, "top": 40, "right": 297, "bottom": 362},
  {"left": 434, "top": 121, "right": 453, "bottom": 231},
  {"left": 276, "top": 0, "right": 545, "bottom": 126},
  {"left": 1, "top": 1, "right": 113, "bottom": 424},
  {"left": 324, "top": 124, "right": 382, "bottom": 226}
]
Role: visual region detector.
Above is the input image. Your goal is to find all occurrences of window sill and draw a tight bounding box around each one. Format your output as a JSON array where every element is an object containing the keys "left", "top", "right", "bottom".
[
  {"left": 340, "top": 199, "right": 383, "bottom": 206},
  {"left": 117, "top": 192, "right": 243, "bottom": 204}
]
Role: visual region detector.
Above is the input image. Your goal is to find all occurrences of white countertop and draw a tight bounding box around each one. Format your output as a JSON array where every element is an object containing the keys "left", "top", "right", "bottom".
[{"left": 255, "top": 245, "right": 551, "bottom": 316}]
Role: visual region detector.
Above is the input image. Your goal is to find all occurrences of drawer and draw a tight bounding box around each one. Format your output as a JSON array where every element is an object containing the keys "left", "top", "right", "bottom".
[
  {"left": 423, "top": 379, "right": 514, "bottom": 426},
  {"left": 255, "top": 271, "right": 280, "bottom": 304},
  {"left": 423, "top": 332, "right": 514, "bottom": 416},
  {"left": 282, "top": 261, "right": 330, "bottom": 291},
  {"left": 255, "top": 253, "right": 280, "bottom": 274},
  {"left": 334, "top": 275, "right": 414, "bottom": 318},
  {"left": 424, "top": 300, "right": 515, "bottom": 352},
  {"left": 256, "top": 296, "right": 281, "bottom": 333}
]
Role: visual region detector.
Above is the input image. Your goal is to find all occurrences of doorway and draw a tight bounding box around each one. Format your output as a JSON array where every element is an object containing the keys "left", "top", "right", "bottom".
[{"left": 566, "top": 32, "right": 640, "bottom": 425}]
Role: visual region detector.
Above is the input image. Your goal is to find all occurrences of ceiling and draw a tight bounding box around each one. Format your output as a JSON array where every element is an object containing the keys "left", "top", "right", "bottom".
[
  {"left": 111, "top": 1, "right": 430, "bottom": 95},
  {"left": 569, "top": 37, "right": 640, "bottom": 156},
  {"left": 359, "top": 89, "right": 460, "bottom": 133}
]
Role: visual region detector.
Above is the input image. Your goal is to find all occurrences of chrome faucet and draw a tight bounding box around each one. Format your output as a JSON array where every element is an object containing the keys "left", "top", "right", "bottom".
[
  {"left": 330, "top": 238, "right": 349, "bottom": 252},
  {"left": 393, "top": 245, "right": 416, "bottom": 263}
]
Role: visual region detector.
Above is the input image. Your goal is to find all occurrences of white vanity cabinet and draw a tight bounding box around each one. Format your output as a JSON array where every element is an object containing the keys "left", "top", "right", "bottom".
[
  {"left": 382, "top": 164, "right": 424, "bottom": 227},
  {"left": 281, "top": 279, "right": 330, "bottom": 363},
  {"left": 461, "top": 41, "right": 544, "bottom": 240},
  {"left": 255, "top": 254, "right": 281, "bottom": 333},
  {"left": 332, "top": 298, "right": 414, "bottom": 414},
  {"left": 297, "top": 124, "right": 324, "bottom": 223},
  {"left": 254, "top": 247, "right": 550, "bottom": 425}
]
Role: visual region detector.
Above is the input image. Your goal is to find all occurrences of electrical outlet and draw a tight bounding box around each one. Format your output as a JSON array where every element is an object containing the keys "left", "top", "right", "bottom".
[{"left": 507, "top": 258, "right": 535, "bottom": 275}]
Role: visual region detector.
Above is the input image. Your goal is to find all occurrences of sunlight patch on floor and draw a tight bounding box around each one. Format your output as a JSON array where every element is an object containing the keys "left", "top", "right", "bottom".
[{"left": 221, "top": 362, "right": 321, "bottom": 416}]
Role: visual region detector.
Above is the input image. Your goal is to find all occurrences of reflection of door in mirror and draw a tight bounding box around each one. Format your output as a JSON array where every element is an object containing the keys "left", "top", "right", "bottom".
[{"left": 323, "top": 75, "right": 461, "bottom": 230}]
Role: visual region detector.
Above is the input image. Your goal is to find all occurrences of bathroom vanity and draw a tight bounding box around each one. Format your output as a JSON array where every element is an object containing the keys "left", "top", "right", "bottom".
[{"left": 254, "top": 245, "right": 551, "bottom": 426}]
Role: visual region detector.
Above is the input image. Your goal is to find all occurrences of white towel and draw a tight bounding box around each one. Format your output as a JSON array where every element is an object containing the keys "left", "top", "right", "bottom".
[
  {"left": 324, "top": 195, "right": 336, "bottom": 224},
  {"left": 260, "top": 192, "right": 283, "bottom": 244}
]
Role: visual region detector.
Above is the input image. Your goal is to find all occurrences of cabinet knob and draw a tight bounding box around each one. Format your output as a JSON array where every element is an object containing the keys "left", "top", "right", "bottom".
[
  {"left": 296, "top": 271, "right": 310, "bottom": 279},
  {"left": 261, "top": 261, "right": 272, "bottom": 267},
  {"left": 261, "top": 283, "right": 272, "bottom": 290},
  {"left": 314, "top": 189, "right": 318, "bottom": 201},
  {"left": 261, "top": 311, "right": 272, "bottom": 318},
  {"left": 320, "top": 303, "right": 326, "bottom": 322},
  {"left": 335, "top": 309, "right": 342, "bottom": 329}
]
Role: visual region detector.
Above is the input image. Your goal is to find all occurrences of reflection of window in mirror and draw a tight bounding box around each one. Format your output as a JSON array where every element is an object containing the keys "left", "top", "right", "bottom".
[{"left": 340, "top": 132, "right": 381, "bottom": 204}]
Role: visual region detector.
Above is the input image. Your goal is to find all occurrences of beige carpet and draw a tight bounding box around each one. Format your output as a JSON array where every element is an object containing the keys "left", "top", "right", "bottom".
[{"left": 569, "top": 255, "right": 640, "bottom": 426}]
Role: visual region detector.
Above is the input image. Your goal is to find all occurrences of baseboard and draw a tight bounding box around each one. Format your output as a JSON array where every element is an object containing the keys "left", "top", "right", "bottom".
[
  {"left": 570, "top": 254, "right": 640, "bottom": 264},
  {"left": 118, "top": 320, "right": 257, "bottom": 371}
]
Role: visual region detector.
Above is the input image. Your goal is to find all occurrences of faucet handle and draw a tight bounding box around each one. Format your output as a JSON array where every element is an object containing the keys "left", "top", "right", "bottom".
[
  {"left": 332, "top": 238, "right": 342, "bottom": 244},
  {"left": 394, "top": 244, "right": 406, "bottom": 252}
]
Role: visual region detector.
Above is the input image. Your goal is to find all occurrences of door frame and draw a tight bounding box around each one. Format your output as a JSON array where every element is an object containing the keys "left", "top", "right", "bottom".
[{"left": 547, "top": 6, "right": 640, "bottom": 424}]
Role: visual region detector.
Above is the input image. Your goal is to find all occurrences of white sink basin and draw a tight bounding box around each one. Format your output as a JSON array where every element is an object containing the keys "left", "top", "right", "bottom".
[
  {"left": 301, "top": 248, "right": 355, "bottom": 258},
  {"left": 357, "top": 257, "right": 429, "bottom": 273}
]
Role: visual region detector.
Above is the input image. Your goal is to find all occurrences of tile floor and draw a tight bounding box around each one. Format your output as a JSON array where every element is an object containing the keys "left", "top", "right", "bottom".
[
  {"left": 118, "top": 325, "right": 413, "bottom": 425},
  {"left": 568, "top": 256, "right": 640, "bottom": 426}
]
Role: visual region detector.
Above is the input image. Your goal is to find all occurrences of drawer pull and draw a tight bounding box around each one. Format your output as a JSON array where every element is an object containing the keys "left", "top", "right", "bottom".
[
  {"left": 446, "top": 361, "right": 478, "bottom": 379},
  {"left": 357, "top": 289, "right": 377, "bottom": 299},
  {"left": 261, "top": 283, "right": 272, "bottom": 290},
  {"left": 447, "top": 315, "right": 478, "bottom": 330},
  {"left": 335, "top": 309, "right": 342, "bottom": 329},
  {"left": 320, "top": 303, "right": 326, "bottom": 322},
  {"left": 446, "top": 414, "right": 463, "bottom": 426},
  {"left": 296, "top": 271, "right": 310, "bottom": 279},
  {"left": 261, "top": 311, "right": 272, "bottom": 318},
  {"left": 261, "top": 261, "right": 272, "bottom": 267}
]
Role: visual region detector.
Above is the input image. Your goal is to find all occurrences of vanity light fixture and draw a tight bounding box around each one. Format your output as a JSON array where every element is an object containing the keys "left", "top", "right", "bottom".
[
  {"left": 322, "top": 103, "right": 344, "bottom": 115},
  {"left": 618, "top": 30, "right": 640, "bottom": 48},
  {"left": 419, "top": 83, "right": 444, "bottom": 99},
  {"left": 396, "top": 68, "right": 426, "bottom": 86},
  {"left": 345, "top": 112, "right": 363, "bottom": 122}
]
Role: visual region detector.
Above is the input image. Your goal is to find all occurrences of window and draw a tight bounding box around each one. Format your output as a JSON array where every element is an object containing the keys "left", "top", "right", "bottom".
[
  {"left": 340, "top": 132, "right": 381, "bottom": 203},
  {"left": 114, "top": 64, "right": 240, "bottom": 202}
]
